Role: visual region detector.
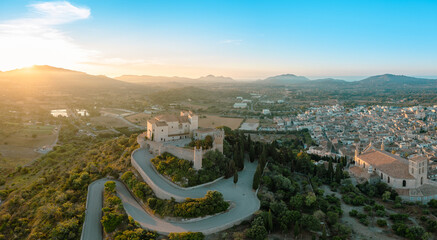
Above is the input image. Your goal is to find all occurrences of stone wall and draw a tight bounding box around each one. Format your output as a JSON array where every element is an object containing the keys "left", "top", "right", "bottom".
[
  {"left": 161, "top": 145, "right": 196, "bottom": 162},
  {"left": 145, "top": 135, "right": 225, "bottom": 171}
]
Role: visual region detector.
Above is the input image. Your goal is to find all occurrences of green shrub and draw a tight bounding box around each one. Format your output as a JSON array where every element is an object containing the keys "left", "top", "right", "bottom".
[
  {"left": 359, "top": 217, "right": 369, "bottom": 226},
  {"left": 246, "top": 216, "right": 268, "bottom": 240},
  {"left": 101, "top": 212, "right": 124, "bottom": 233},
  {"left": 104, "top": 181, "right": 116, "bottom": 192},
  {"left": 377, "top": 219, "right": 387, "bottom": 227},
  {"left": 428, "top": 199, "right": 437, "bottom": 208},
  {"left": 426, "top": 219, "right": 437, "bottom": 233},
  {"left": 375, "top": 210, "right": 386, "bottom": 217},
  {"left": 168, "top": 232, "right": 204, "bottom": 240},
  {"left": 149, "top": 191, "right": 229, "bottom": 218},
  {"left": 349, "top": 210, "right": 358, "bottom": 217},
  {"left": 363, "top": 205, "right": 372, "bottom": 212},
  {"left": 389, "top": 213, "right": 408, "bottom": 222}
]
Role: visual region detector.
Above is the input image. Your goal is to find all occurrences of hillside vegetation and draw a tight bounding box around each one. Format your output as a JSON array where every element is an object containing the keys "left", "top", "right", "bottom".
[{"left": 0, "top": 124, "right": 140, "bottom": 239}]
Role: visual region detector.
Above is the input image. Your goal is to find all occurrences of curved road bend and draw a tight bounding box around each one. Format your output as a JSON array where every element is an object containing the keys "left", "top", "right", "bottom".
[{"left": 81, "top": 138, "right": 260, "bottom": 239}]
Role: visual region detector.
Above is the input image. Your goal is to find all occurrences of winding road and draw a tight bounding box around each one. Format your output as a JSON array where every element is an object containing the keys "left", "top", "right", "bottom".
[{"left": 81, "top": 136, "right": 260, "bottom": 239}]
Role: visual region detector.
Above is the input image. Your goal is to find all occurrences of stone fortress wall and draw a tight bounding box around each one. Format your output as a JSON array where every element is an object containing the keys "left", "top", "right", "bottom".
[{"left": 145, "top": 128, "right": 224, "bottom": 170}]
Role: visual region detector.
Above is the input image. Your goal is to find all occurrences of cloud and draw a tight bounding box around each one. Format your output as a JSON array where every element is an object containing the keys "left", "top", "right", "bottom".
[
  {"left": 0, "top": 1, "right": 94, "bottom": 71},
  {"left": 220, "top": 39, "right": 243, "bottom": 45},
  {"left": 30, "top": 1, "right": 90, "bottom": 25}
]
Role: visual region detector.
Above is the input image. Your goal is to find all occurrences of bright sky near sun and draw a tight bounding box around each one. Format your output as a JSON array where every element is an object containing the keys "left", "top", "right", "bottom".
[{"left": 0, "top": 0, "right": 436, "bottom": 79}]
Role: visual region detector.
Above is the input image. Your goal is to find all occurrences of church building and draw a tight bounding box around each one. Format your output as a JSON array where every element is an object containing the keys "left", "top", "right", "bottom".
[{"left": 352, "top": 142, "right": 437, "bottom": 202}]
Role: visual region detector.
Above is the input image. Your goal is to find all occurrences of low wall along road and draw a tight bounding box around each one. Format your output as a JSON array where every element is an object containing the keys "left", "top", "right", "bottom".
[{"left": 81, "top": 135, "right": 260, "bottom": 239}]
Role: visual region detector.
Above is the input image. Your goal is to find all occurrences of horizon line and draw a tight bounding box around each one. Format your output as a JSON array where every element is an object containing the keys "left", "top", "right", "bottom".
[{"left": 2, "top": 64, "right": 437, "bottom": 82}]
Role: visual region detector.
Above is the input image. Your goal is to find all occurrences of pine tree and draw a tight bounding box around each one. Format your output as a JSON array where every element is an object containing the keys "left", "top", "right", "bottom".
[
  {"left": 233, "top": 172, "right": 238, "bottom": 184},
  {"left": 247, "top": 134, "right": 252, "bottom": 151}
]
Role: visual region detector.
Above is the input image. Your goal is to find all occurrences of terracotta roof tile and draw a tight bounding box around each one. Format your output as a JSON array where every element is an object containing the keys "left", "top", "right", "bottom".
[{"left": 357, "top": 147, "right": 414, "bottom": 179}]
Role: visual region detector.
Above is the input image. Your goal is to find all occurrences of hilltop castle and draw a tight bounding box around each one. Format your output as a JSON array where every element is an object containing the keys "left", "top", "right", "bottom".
[
  {"left": 145, "top": 111, "right": 224, "bottom": 170},
  {"left": 146, "top": 111, "right": 198, "bottom": 142}
]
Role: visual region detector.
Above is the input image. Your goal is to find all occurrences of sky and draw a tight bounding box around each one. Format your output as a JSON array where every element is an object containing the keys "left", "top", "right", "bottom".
[{"left": 0, "top": 0, "right": 436, "bottom": 80}]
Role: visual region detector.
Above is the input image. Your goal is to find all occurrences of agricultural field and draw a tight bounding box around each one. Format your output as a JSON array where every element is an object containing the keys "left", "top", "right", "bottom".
[
  {"left": 100, "top": 108, "right": 135, "bottom": 116},
  {"left": 198, "top": 115, "right": 243, "bottom": 129},
  {"left": 0, "top": 124, "right": 57, "bottom": 168},
  {"left": 239, "top": 118, "right": 260, "bottom": 131},
  {"left": 125, "top": 112, "right": 151, "bottom": 127},
  {"left": 89, "top": 116, "right": 132, "bottom": 129}
]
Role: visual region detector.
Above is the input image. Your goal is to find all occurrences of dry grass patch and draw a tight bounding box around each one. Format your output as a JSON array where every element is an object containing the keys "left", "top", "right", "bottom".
[
  {"left": 199, "top": 115, "right": 243, "bottom": 129},
  {"left": 0, "top": 133, "right": 56, "bottom": 168},
  {"left": 244, "top": 118, "right": 259, "bottom": 123},
  {"left": 125, "top": 113, "right": 151, "bottom": 127}
]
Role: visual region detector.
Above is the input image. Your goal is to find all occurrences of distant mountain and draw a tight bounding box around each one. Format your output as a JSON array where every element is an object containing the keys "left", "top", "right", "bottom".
[
  {"left": 310, "top": 78, "right": 348, "bottom": 84},
  {"left": 116, "top": 74, "right": 234, "bottom": 84},
  {"left": 0, "top": 65, "right": 134, "bottom": 94},
  {"left": 355, "top": 74, "right": 437, "bottom": 88},
  {"left": 197, "top": 74, "right": 234, "bottom": 83},
  {"left": 256, "top": 73, "right": 437, "bottom": 90},
  {"left": 259, "top": 74, "right": 310, "bottom": 85},
  {"left": 115, "top": 75, "right": 192, "bottom": 83}
]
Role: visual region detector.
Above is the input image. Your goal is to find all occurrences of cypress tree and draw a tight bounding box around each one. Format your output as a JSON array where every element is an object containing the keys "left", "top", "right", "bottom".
[
  {"left": 260, "top": 146, "right": 267, "bottom": 169},
  {"left": 327, "top": 159, "right": 334, "bottom": 181},
  {"left": 233, "top": 171, "right": 238, "bottom": 184},
  {"left": 249, "top": 143, "right": 256, "bottom": 162},
  {"left": 240, "top": 141, "right": 245, "bottom": 169},
  {"left": 293, "top": 221, "right": 300, "bottom": 238},
  {"left": 234, "top": 144, "right": 242, "bottom": 170},
  {"left": 226, "top": 159, "right": 236, "bottom": 178},
  {"left": 334, "top": 162, "right": 343, "bottom": 183},
  {"left": 252, "top": 166, "right": 261, "bottom": 190},
  {"left": 267, "top": 209, "right": 273, "bottom": 232}
]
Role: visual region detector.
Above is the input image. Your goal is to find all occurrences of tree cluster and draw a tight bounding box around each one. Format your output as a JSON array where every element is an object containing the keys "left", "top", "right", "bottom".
[{"left": 148, "top": 191, "right": 229, "bottom": 218}]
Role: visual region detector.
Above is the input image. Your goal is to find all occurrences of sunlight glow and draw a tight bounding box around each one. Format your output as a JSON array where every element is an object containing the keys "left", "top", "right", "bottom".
[{"left": 0, "top": 1, "right": 93, "bottom": 71}]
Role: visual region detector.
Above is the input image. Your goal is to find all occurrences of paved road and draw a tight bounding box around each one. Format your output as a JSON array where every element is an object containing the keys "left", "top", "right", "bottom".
[
  {"left": 81, "top": 178, "right": 106, "bottom": 240},
  {"left": 81, "top": 137, "right": 260, "bottom": 239}
]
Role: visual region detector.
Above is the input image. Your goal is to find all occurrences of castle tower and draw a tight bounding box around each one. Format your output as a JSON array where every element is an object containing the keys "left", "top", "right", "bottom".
[
  {"left": 188, "top": 112, "right": 198, "bottom": 132},
  {"left": 193, "top": 146, "right": 203, "bottom": 170}
]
